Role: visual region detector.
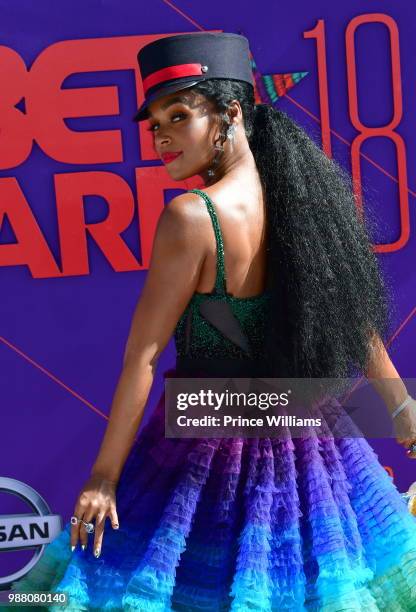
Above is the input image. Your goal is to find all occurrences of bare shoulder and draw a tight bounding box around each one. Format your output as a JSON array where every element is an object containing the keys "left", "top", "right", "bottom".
[
  {"left": 162, "top": 190, "right": 214, "bottom": 228},
  {"left": 196, "top": 183, "right": 245, "bottom": 210},
  {"left": 163, "top": 190, "right": 209, "bottom": 222},
  {"left": 153, "top": 191, "right": 210, "bottom": 252}
]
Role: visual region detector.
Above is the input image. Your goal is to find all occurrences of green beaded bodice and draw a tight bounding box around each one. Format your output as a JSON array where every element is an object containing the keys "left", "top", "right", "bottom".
[{"left": 174, "top": 189, "right": 271, "bottom": 361}]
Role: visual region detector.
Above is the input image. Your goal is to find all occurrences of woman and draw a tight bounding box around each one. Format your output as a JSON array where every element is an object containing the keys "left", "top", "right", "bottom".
[{"left": 10, "top": 32, "right": 416, "bottom": 611}]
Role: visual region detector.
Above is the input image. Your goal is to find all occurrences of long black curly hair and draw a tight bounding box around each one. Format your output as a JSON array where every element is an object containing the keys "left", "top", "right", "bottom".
[{"left": 190, "top": 79, "right": 392, "bottom": 382}]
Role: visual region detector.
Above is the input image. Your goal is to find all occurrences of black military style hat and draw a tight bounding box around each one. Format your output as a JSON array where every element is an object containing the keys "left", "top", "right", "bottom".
[{"left": 133, "top": 32, "right": 254, "bottom": 122}]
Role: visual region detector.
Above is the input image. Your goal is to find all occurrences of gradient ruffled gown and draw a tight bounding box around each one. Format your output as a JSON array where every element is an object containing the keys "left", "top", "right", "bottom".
[{"left": 9, "top": 189, "right": 416, "bottom": 611}]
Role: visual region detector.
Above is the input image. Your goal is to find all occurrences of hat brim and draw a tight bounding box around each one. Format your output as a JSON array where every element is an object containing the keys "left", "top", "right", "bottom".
[{"left": 133, "top": 78, "right": 201, "bottom": 122}]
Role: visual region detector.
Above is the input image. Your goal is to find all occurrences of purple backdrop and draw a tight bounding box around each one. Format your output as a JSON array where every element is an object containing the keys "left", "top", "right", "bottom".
[{"left": 1, "top": 0, "right": 416, "bottom": 580}]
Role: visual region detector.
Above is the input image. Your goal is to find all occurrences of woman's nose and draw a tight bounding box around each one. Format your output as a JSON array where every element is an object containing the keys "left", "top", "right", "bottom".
[
  {"left": 155, "top": 137, "right": 171, "bottom": 153},
  {"left": 155, "top": 129, "right": 171, "bottom": 145}
]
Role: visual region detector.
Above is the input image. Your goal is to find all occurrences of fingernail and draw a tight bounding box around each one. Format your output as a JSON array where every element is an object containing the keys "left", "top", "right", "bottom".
[
  {"left": 113, "top": 524, "right": 119, "bottom": 529},
  {"left": 81, "top": 544, "right": 87, "bottom": 551},
  {"left": 71, "top": 545, "right": 76, "bottom": 552},
  {"left": 94, "top": 548, "right": 101, "bottom": 558}
]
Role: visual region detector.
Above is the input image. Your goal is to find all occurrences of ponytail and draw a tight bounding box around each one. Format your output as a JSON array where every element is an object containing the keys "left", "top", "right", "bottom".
[{"left": 192, "top": 81, "right": 392, "bottom": 380}]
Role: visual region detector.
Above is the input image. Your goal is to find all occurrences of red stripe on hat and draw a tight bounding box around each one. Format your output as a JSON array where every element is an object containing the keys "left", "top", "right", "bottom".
[{"left": 143, "top": 63, "right": 203, "bottom": 94}]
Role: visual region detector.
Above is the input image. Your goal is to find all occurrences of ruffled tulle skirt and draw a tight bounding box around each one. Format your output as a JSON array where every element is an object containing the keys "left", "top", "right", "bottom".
[{"left": 9, "top": 368, "right": 416, "bottom": 611}]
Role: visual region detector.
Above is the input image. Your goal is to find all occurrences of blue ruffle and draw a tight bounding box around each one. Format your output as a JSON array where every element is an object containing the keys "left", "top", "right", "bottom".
[{"left": 7, "top": 394, "right": 416, "bottom": 611}]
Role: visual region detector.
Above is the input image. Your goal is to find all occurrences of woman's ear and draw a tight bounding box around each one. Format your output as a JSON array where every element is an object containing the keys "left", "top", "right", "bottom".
[{"left": 229, "top": 99, "right": 242, "bottom": 124}]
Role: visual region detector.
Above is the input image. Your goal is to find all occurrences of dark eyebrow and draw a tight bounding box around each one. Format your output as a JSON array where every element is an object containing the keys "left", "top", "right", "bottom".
[{"left": 148, "top": 95, "right": 189, "bottom": 118}]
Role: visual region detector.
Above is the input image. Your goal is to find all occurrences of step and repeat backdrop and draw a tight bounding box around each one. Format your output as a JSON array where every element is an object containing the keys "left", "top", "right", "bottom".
[{"left": 1, "top": 0, "right": 416, "bottom": 580}]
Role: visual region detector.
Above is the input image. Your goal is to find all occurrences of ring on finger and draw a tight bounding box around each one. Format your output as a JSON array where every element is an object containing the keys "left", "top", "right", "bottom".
[
  {"left": 407, "top": 441, "right": 416, "bottom": 454},
  {"left": 70, "top": 515, "right": 82, "bottom": 525},
  {"left": 81, "top": 520, "right": 95, "bottom": 533}
]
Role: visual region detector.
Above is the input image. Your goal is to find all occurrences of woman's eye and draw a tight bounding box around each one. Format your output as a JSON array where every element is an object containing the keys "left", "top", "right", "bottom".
[{"left": 147, "top": 113, "right": 185, "bottom": 132}]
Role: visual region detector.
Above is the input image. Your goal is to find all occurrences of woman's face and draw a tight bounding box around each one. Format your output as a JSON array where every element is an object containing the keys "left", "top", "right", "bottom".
[{"left": 146, "top": 88, "right": 220, "bottom": 181}]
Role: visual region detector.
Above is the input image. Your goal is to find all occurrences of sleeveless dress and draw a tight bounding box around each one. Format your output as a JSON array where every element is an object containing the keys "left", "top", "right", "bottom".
[{"left": 8, "top": 189, "right": 416, "bottom": 611}]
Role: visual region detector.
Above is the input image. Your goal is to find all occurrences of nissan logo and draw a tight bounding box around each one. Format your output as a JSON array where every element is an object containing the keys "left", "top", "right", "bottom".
[{"left": 0, "top": 477, "right": 62, "bottom": 590}]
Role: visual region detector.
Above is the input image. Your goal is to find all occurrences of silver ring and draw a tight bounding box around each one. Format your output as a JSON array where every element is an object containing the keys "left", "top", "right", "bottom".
[
  {"left": 70, "top": 515, "right": 81, "bottom": 525},
  {"left": 82, "top": 520, "right": 94, "bottom": 534},
  {"left": 408, "top": 442, "right": 416, "bottom": 454}
]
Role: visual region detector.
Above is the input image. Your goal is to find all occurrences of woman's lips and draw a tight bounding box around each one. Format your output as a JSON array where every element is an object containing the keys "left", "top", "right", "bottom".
[{"left": 161, "top": 151, "right": 183, "bottom": 164}]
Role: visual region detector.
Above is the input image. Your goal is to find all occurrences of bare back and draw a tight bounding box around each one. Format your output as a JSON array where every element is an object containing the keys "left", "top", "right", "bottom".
[{"left": 193, "top": 181, "right": 268, "bottom": 298}]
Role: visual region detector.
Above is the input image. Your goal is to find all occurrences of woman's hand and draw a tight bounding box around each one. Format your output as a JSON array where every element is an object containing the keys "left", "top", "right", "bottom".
[
  {"left": 70, "top": 474, "right": 119, "bottom": 557},
  {"left": 392, "top": 399, "right": 416, "bottom": 459}
]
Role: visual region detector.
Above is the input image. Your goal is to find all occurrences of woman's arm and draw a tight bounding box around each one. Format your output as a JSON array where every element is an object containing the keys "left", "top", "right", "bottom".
[
  {"left": 364, "top": 331, "right": 416, "bottom": 457},
  {"left": 89, "top": 192, "right": 207, "bottom": 484},
  {"left": 363, "top": 331, "right": 408, "bottom": 416}
]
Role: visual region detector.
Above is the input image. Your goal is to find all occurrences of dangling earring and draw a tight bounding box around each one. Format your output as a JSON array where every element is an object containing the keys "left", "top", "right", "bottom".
[
  {"left": 226, "top": 123, "right": 236, "bottom": 140},
  {"left": 207, "top": 128, "right": 227, "bottom": 178},
  {"left": 206, "top": 119, "right": 235, "bottom": 179}
]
